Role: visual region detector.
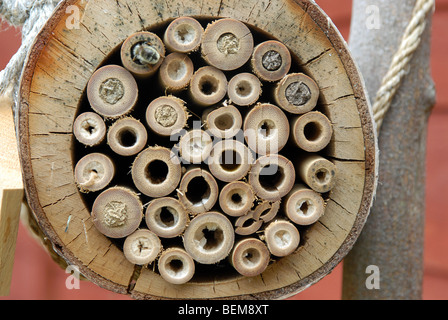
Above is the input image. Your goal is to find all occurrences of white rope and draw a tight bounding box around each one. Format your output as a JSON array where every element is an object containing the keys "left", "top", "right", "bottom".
[
  {"left": 0, "top": 0, "right": 62, "bottom": 113},
  {"left": 372, "top": 0, "right": 435, "bottom": 131}
]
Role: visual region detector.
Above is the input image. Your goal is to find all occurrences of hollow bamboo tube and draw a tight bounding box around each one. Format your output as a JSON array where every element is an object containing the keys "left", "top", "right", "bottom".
[
  {"left": 73, "top": 112, "right": 106, "bottom": 147},
  {"left": 131, "top": 146, "right": 182, "bottom": 198},
  {"left": 188, "top": 66, "right": 227, "bottom": 107},
  {"left": 248, "top": 154, "right": 296, "bottom": 201},
  {"left": 291, "top": 111, "right": 333, "bottom": 152},
  {"left": 158, "top": 247, "right": 195, "bottom": 285},
  {"left": 74, "top": 153, "right": 115, "bottom": 193},
  {"left": 234, "top": 211, "right": 263, "bottom": 236},
  {"left": 163, "top": 17, "right": 204, "bottom": 53},
  {"left": 158, "top": 53, "right": 194, "bottom": 92},
  {"left": 251, "top": 40, "right": 292, "bottom": 82},
  {"left": 207, "top": 140, "right": 254, "bottom": 182},
  {"left": 183, "top": 211, "right": 235, "bottom": 264},
  {"left": 264, "top": 220, "right": 300, "bottom": 257},
  {"left": 273, "top": 73, "right": 319, "bottom": 114},
  {"left": 123, "top": 229, "right": 162, "bottom": 265},
  {"left": 201, "top": 18, "right": 254, "bottom": 71},
  {"left": 256, "top": 200, "right": 281, "bottom": 223},
  {"left": 177, "top": 167, "right": 219, "bottom": 215},
  {"left": 219, "top": 181, "right": 255, "bottom": 217},
  {"left": 120, "top": 31, "right": 165, "bottom": 78},
  {"left": 145, "top": 197, "right": 188, "bottom": 238},
  {"left": 202, "top": 105, "right": 242, "bottom": 139},
  {"left": 296, "top": 153, "right": 337, "bottom": 193},
  {"left": 91, "top": 186, "right": 143, "bottom": 239},
  {"left": 243, "top": 103, "right": 290, "bottom": 155},
  {"left": 87, "top": 65, "right": 138, "bottom": 119},
  {"left": 178, "top": 129, "right": 213, "bottom": 164},
  {"left": 230, "top": 238, "right": 270, "bottom": 277},
  {"left": 227, "top": 73, "right": 262, "bottom": 107},
  {"left": 283, "top": 184, "right": 325, "bottom": 226},
  {"left": 107, "top": 117, "right": 148, "bottom": 156},
  {"left": 145, "top": 96, "right": 188, "bottom": 137}
]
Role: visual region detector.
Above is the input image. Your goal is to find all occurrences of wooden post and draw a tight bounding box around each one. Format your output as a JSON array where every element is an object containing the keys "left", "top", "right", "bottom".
[
  {"left": 342, "top": 0, "right": 436, "bottom": 300},
  {"left": 0, "top": 93, "right": 24, "bottom": 296}
]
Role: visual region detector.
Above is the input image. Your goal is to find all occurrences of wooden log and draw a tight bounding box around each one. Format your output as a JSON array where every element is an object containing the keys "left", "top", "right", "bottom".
[{"left": 17, "top": 0, "right": 377, "bottom": 300}]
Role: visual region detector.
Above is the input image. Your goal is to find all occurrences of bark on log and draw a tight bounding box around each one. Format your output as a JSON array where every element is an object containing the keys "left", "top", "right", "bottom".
[{"left": 342, "top": 0, "right": 436, "bottom": 300}]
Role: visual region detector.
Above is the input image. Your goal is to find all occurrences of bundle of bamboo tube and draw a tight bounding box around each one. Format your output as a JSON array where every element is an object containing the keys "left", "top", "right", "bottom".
[{"left": 72, "top": 17, "right": 337, "bottom": 284}]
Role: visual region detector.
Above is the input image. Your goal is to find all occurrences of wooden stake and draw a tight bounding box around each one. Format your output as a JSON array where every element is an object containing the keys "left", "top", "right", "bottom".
[
  {"left": 251, "top": 40, "right": 292, "bottom": 82},
  {"left": 121, "top": 31, "right": 165, "bottom": 78},
  {"left": 219, "top": 181, "right": 255, "bottom": 217},
  {"left": 123, "top": 229, "right": 162, "bottom": 265},
  {"left": 87, "top": 65, "right": 139, "bottom": 119},
  {"left": 163, "top": 17, "right": 204, "bottom": 53},
  {"left": 207, "top": 140, "right": 254, "bottom": 182},
  {"left": 188, "top": 66, "right": 227, "bottom": 107},
  {"left": 91, "top": 186, "right": 143, "bottom": 239},
  {"left": 107, "top": 117, "right": 148, "bottom": 156},
  {"left": 73, "top": 112, "right": 106, "bottom": 147},
  {"left": 158, "top": 247, "right": 195, "bottom": 284},
  {"left": 177, "top": 167, "right": 218, "bottom": 215},
  {"left": 264, "top": 220, "right": 300, "bottom": 257},
  {"left": 201, "top": 18, "right": 254, "bottom": 71},
  {"left": 202, "top": 105, "right": 243, "bottom": 139},
  {"left": 248, "top": 154, "right": 295, "bottom": 201},
  {"left": 273, "top": 73, "right": 319, "bottom": 114},
  {"left": 145, "top": 197, "right": 188, "bottom": 238},
  {"left": 227, "top": 73, "right": 262, "bottom": 107},
  {"left": 178, "top": 129, "right": 213, "bottom": 164},
  {"left": 131, "top": 146, "right": 182, "bottom": 198},
  {"left": 0, "top": 97, "right": 23, "bottom": 296},
  {"left": 158, "top": 52, "right": 194, "bottom": 93},
  {"left": 74, "top": 153, "right": 115, "bottom": 193},
  {"left": 291, "top": 111, "right": 333, "bottom": 152},
  {"left": 283, "top": 184, "right": 325, "bottom": 226},
  {"left": 183, "top": 211, "right": 234, "bottom": 264},
  {"left": 145, "top": 96, "right": 188, "bottom": 137},
  {"left": 296, "top": 153, "right": 337, "bottom": 193},
  {"left": 230, "top": 238, "right": 270, "bottom": 277},
  {"left": 243, "top": 103, "right": 290, "bottom": 155}
]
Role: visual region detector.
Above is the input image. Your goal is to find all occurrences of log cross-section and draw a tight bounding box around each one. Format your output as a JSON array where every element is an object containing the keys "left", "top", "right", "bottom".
[{"left": 18, "top": 0, "right": 377, "bottom": 299}]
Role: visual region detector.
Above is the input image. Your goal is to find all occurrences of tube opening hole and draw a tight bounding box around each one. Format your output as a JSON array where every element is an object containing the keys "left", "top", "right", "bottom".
[
  {"left": 186, "top": 176, "right": 211, "bottom": 205},
  {"left": 235, "top": 80, "right": 252, "bottom": 97},
  {"left": 145, "top": 160, "right": 169, "bottom": 184},
  {"left": 258, "top": 164, "right": 285, "bottom": 191},
  {"left": 219, "top": 150, "right": 242, "bottom": 172},
  {"left": 242, "top": 248, "right": 261, "bottom": 267},
  {"left": 315, "top": 169, "right": 329, "bottom": 184},
  {"left": 200, "top": 227, "right": 224, "bottom": 251},
  {"left": 258, "top": 120, "right": 276, "bottom": 139},
  {"left": 199, "top": 76, "right": 218, "bottom": 95},
  {"left": 303, "top": 121, "right": 322, "bottom": 142},
  {"left": 158, "top": 206, "right": 176, "bottom": 228},
  {"left": 214, "top": 113, "right": 234, "bottom": 131},
  {"left": 117, "top": 128, "right": 137, "bottom": 147}
]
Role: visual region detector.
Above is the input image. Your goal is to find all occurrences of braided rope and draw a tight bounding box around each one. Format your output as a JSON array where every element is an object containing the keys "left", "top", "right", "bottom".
[{"left": 372, "top": 0, "right": 435, "bottom": 131}]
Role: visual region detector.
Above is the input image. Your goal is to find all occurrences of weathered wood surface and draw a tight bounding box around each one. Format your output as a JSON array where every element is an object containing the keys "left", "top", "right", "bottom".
[
  {"left": 342, "top": 0, "right": 436, "bottom": 299},
  {"left": 0, "top": 94, "right": 24, "bottom": 296},
  {"left": 18, "top": 0, "right": 377, "bottom": 299}
]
